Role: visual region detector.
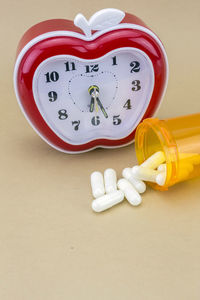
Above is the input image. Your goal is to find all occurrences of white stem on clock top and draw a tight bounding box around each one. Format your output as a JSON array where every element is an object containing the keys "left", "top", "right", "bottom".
[{"left": 74, "top": 8, "right": 125, "bottom": 38}]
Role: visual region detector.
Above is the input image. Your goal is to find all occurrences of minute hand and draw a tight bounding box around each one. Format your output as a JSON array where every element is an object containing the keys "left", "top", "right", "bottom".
[{"left": 96, "top": 97, "right": 108, "bottom": 119}]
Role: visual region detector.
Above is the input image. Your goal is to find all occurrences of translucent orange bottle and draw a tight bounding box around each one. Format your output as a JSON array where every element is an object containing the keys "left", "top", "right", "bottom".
[{"left": 135, "top": 113, "right": 200, "bottom": 191}]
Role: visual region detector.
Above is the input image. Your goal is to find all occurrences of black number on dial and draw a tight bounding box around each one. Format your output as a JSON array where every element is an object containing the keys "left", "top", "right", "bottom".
[
  {"left": 45, "top": 71, "right": 59, "bottom": 83},
  {"left": 85, "top": 65, "right": 99, "bottom": 73},
  {"left": 130, "top": 61, "right": 140, "bottom": 73},
  {"left": 48, "top": 91, "right": 57, "bottom": 102},
  {"left": 58, "top": 109, "right": 68, "bottom": 120},
  {"left": 123, "top": 99, "right": 132, "bottom": 110},
  {"left": 112, "top": 56, "right": 117, "bottom": 65},
  {"left": 65, "top": 61, "right": 76, "bottom": 72},
  {"left": 113, "top": 115, "right": 122, "bottom": 125},
  {"left": 132, "top": 80, "right": 141, "bottom": 91},
  {"left": 91, "top": 116, "right": 100, "bottom": 126},
  {"left": 72, "top": 120, "right": 80, "bottom": 131}
]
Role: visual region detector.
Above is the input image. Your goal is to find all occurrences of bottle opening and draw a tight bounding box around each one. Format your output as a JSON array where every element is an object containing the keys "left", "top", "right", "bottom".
[{"left": 135, "top": 118, "right": 178, "bottom": 190}]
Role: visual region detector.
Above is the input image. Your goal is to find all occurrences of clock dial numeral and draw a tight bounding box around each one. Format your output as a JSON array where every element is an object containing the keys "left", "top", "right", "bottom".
[
  {"left": 45, "top": 71, "right": 59, "bottom": 83},
  {"left": 113, "top": 115, "right": 122, "bottom": 125},
  {"left": 85, "top": 64, "right": 99, "bottom": 73},
  {"left": 58, "top": 109, "right": 68, "bottom": 120},
  {"left": 112, "top": 56, "right": 117, "bottom": 65},
  {"left": 48, "top": 91, "right": 57, "bottom": 102},
  {"left": 130, "top": 61, "right": 140, "bottom": 73},
  {"left": 72, "top": 120, "right": 80, "bottom": 131},
  {"left": 91, "top": 116, "right": 100, "bottom": 126},
  {"left": 123, "top": 99, "right": 132, "bottom": 110},
  {"left": 65, "top": 61, "right": 76, "bottom": 72},
  {"left": 132, "top": 80, "right": 141, "bottom": 91}
]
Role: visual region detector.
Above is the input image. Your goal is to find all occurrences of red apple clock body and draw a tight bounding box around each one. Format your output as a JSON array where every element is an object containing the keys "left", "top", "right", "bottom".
[{"left": 14, "top": 8, "right": 168, "bottom": 153}]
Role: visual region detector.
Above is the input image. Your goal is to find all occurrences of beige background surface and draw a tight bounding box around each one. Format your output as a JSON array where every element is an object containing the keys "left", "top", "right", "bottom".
[{"left": 1, "top": 0, "right": 200, "bottom": 299}]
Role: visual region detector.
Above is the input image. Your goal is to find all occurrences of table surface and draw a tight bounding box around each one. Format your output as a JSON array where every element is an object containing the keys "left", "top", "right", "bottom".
[{"left": 1, "top": 0, "right": 200, "bottom": 299}]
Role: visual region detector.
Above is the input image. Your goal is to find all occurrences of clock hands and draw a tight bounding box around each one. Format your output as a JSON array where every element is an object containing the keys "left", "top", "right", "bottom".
[
  {"left": 88, "top": 85, "right": 99, "bottom": 113},
  {"left": 88, "top": 85, "right": 108, "bottom": 118}
]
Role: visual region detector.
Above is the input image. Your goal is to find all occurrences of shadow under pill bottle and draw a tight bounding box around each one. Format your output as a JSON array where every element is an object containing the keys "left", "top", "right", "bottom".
[{"left": 135, "top": 113, "right": 200, "bottom": 191}]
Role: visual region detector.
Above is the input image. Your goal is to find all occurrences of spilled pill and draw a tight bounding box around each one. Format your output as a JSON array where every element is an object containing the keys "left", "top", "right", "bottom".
[
  {"left": 156, "top": 172, "right": 166, "bottom": 186},
  {"left": 157, "top": 163, "right": 167, "bottom": 172},
  {"left": 104, "top": 168, "right": 117, "bottom": 194},
  {"left": 90, "top": 171, "right": 105, "bottom": 198},
  {"left": 117, "top": 178, "right": 142, "bottom": 206},
  {"left": 92, "top": 190, "right": 124, "bottom": 212},
  {"left": 122, "top": 167, "right": 146, "bottom": 194},
  {"left": 132, "top": 166, "right": 161, "bottom": 183},
  {"left": 141, "top": 151, "right": 166, "bottom": 169}
]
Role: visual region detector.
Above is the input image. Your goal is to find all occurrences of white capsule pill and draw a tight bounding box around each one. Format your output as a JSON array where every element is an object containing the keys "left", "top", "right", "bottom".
[
  {"left": 132, "top": 166, "right": 161, "bottom": 183},
  {"left": 122, "top": 168, "right": 146, "bottom": 194},
  {"left": 156, "top": 172, "right": 166, "bottom": 186},
  {"left": 141, "top": 151, "right": 166, "bottom": 169},
  {"left": 90, "top": 171, "right": 105, "bottom": 198},
  {"left": 104, "top": 168, "right": 117, "bottom": 194},
  {"left": 117, "top": 178, "right": 142, "bottom": 206},
  {"left": 157, "top": 163, "right": 167, "bottom": 172},
  {"left": 92, "top": 190, "right": 124, "bottom": 212}
]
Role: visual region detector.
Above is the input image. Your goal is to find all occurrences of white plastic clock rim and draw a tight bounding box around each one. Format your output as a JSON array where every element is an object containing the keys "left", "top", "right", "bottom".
[
  {"left": 32, "top": 47, "right": 155, "bottom": 146},
  {"left": 14, "top": 23, "right": 169, "bottom": 154}
]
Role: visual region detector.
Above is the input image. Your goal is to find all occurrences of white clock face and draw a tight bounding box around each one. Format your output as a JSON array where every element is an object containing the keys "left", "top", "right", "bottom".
[{"left": 33, "top": 47, "right": 154, "bottom": 145}]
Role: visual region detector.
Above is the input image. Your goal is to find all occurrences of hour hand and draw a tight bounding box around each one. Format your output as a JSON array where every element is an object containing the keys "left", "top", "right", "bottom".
[{"left": 89, "top": 97, "right": 95, "bottom": 113}]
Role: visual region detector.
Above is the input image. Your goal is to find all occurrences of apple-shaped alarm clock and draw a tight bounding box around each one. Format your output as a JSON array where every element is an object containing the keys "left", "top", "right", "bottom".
[{"left": 14, "top": 8, "right": 168, "bottom": 153}]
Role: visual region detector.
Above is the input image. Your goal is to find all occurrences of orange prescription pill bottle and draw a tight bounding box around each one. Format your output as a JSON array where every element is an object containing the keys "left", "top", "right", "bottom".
[{"left": 135, "top": 113, "right": 200, "bottom": 191}]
